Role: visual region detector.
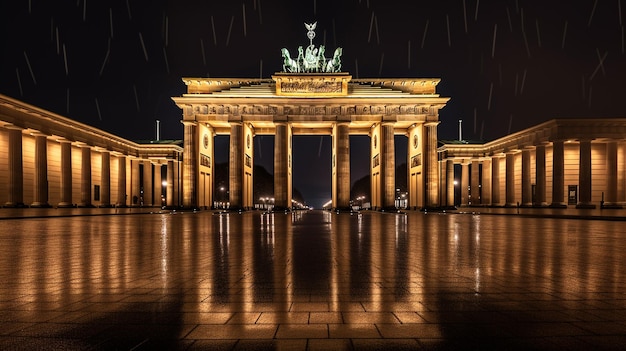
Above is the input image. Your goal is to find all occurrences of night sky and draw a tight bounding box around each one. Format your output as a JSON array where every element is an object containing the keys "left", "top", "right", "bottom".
[{"left": 2, "top": 0, "right": 625, "bottom": 208}]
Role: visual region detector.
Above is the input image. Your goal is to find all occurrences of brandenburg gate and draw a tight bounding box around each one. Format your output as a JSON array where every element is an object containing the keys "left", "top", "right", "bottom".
[{"left": 172, "top": 23, "right": 449, "bottom": 211}]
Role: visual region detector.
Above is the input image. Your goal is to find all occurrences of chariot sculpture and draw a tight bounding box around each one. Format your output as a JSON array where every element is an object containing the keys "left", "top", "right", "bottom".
[{"left": 281, "top": 22, "right": 343, "bottom": 73}]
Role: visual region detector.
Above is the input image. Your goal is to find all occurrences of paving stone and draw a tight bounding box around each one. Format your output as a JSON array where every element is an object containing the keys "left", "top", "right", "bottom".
[{"left": 0, "top": 209, "right": 623, "bottom": 350}]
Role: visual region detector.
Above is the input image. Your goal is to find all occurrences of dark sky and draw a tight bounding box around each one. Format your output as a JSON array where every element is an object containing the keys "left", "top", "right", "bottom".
[{"left": 1, "top": 0, "right": 625, "bottom": 207}]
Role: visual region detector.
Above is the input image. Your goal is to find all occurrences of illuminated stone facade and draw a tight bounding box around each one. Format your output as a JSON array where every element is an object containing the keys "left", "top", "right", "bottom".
[
  {"left": 0, "top": 95, "right": 183, "bottom": 208},
  {"left": 172, "top": 74, "right": 450, "bottom": 210},
  {"left": 3, "top": 93, "right": 625, "bottom": 212},
  {"left": 439, "top": 119, "right": 626, "bottom": 209}
]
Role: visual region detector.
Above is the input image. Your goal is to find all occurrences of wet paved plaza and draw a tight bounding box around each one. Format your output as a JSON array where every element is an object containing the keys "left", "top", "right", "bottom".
[{"left": 0, "top": 209, "right": 625, "bottom": 350}]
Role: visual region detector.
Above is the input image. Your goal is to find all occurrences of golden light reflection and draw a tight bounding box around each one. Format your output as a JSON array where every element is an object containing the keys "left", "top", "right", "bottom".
[
  {"left": 218, "top": 212, "right": 230, "bottom": 253},
  {"left": 473, "top": 216, "right": 481, "bottom": 293},
  {"left": 0, "top": 210, "right": 624, "bottom": 342},
  {"left": 161, "top": 215, "right": 168, "bottom": 286}
]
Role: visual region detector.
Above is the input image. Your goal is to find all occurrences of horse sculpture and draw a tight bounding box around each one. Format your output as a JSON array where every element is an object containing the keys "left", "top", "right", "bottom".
[
  {"left": 281, "top": 48, "right": 299, "bottom": 73},
  {"left": 282, "top": 45, "right": 341, "bottom": 73},
  {"left": 297, "top": 46, "right": 304, "bottom": 70},
  {"left": 325, "top": 47, "right": 342, "bottom": 73},
  {"left": 317, "top": 45, "right": 326, "bottom": 72}
]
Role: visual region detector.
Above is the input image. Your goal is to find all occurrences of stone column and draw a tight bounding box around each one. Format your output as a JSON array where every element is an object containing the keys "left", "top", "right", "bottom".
[
  {"left": 550, "top": 140, "right": 566, "bottom": 207},
  {"left": 381, "top": 122, "right": 396, "bottom": 209},
  {"left": 446, "top": 159, "right": 455, "bottom": 207},
  {"left": 100, "top": 151, "right": 111, "bottom": 207},
  {"left": 31, "top": 134, "right": 50, "bottom": 207},
  {"left": 438, "top": 159, "right": 446, "bottom": 208},
  {"left": 4, "top": 127, "right": 24, "bottom": 207},
  {"left": 154, "top": 164, "right": 162, "bottom": 207},
  {"left": 131, "top": 159, "right": 141, "bottom": 206},
  {"left": 505, "top": 151, "right": 516, "bottom": 207},
  {"left": 534, "top": 144, "right": 547, "bottom": 206},
  {"left": 521, "top": 148, "right": 532, "bottom": 207},
  {"left": 619, "top": 142, "right": 626, "bottom": 204},
  {"left": 491, "top": 156, "right": 501, "bottom": 205},
  {"left": 425, "top": 122, "right": 439, "bottom": 207},
  {"left": 116, "top": 155, "right": 127, "bottom": 207},
  {"left": 58, "top": 141, "right": 73, "bottom": 208},
  {"left": 142, "top": 160, "right": 153, "bottom": 206},
  {"left": 481, "top": 159, "right": 492, "bottom": 205},
  {"left": 461, "top": 162, "right": 469, "bottom": 206},
  {"left": 274, "top": 122, "right": 291, "bottom": 210},
  {"left": 576, "top": 140, "right": 595, "bottom": 208},
  {"left": 182, "top": 121, "right": 198, "bottom": 208},
  {"left": 229, "top": 122, "right": 244, "bottom": 210},
  {"left": 167, "top": 160, "right": 175, "bottom": 207},
  {"left": 78, "top": 146, "right": 92, "bottom": 207},
  {"left": 470, "top": 160, "right": 480, "bottom": 205},
  {"left": 334, "top": 122, "right": 351, "bottom": 210},
  {"left": 604, "top": 141, "right": 622, "bottom": 208}
]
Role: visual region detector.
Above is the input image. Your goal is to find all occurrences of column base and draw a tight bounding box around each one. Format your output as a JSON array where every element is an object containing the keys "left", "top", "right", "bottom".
[
  {"left": 601, "top": 202, "right": 623, "bottom": 209},
  {"left": 57, "top": 202, "right": 75, "bottom": 208},
  {"left": 379, "top": 206, "right": 399, "bottom": 212},
  {"left": 504, "top": 203, "right": 519, "bottom": 208},
  {"left": 576, "top": 202, "right": 597, "bottom": 209},
  {"left": 532, "top": 202, "right": 549, "bottom": 207},
  {"left": 549, "top": 203, "right": 568, "bottom": 208},
  {"left": 3, "top": 202, "right": 26, "bottom": 208},
  {"left": 333, "top": 207, "right": 353, "bottom": 213},
  {"left": 77, "top": 203, "right": 95, "bottom": 208},
  {"left": 98, "top": 204, "right": 115, "bottom": 208},
  {"left": 30, "top": 202, "right": 52, "bottom": 208}
]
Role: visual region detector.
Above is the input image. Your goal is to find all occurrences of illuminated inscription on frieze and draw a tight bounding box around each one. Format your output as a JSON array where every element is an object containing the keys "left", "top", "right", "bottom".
[{"left": 280, "top": 81, "right": 342, "bottom": 94}]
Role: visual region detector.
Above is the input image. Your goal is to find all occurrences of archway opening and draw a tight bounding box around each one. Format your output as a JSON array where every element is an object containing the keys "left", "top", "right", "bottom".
[
  {"left": 292, "top": 135, "right": 331, "bottom": 210},
  {"left": 395, "top": 135, "right": 408, "bottom": 209},
  {"left": 350, "top": 135, "right": 370, "bottom": 210},
  {"left": 214, "top": 135, "right": 229, "bottom": 208},
  {"left": 253, "top": 135, "right": 275, "bottom": 210}
]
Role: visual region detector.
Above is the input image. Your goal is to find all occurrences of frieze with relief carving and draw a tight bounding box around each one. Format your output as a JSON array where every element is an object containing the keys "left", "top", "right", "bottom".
[
  {"left": 387, "top": 106, "right": 401, "bottom": 114},
  {"left": 199, "top": 103, "right": 436, "bottom": 116}
]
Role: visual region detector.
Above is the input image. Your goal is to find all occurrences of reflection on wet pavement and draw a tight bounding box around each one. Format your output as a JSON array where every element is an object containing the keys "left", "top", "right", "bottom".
[{"left": 0, "top": 210, "right": 625, "bottom": 350}]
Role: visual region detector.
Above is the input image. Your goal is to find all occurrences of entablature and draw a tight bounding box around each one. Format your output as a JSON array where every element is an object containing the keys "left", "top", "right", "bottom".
[{"left": 174, "top": 101, "right": 447, "bottom": 119}]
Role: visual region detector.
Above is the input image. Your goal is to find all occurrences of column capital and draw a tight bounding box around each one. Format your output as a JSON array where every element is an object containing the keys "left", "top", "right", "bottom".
[
  {"left": 3, "top": 124, "right": 23, "bottom": 131},
  {"left": 29, "top": 131, "right": 49, "bottom": 138},
  {"left": 74, "top": 142, "right": 92, "bottom": 149},
  {"left": 424, "top": 121, "right": 440, "bottom": 127},
  {"left": 56, "top": 138, "right": 72, "bottom": 144},
  {"left": 181, "top": 121, "right": 198, "bottom": 127},
  {"left": 489, "top": 152, "right": 506, "bottom": 158}
]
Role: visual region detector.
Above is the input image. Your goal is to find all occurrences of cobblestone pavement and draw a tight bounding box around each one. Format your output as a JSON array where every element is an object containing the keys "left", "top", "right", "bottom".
[{"left": 0, "top": 209, "right": 624, "bottom": 350}]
